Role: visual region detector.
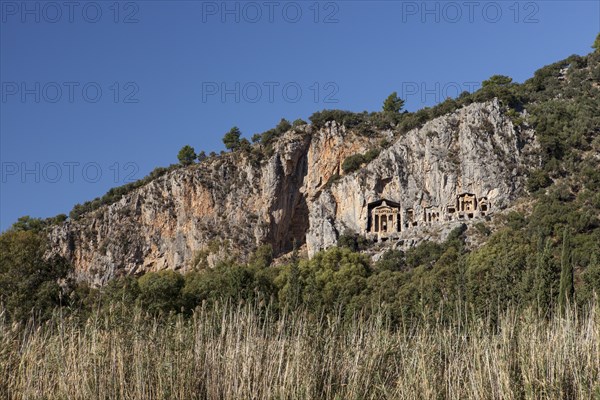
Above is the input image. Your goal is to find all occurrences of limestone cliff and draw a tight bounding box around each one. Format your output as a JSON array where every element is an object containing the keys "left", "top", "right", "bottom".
[
  {"left": 49, "top": 99, "right": 538, "bottom": 285},
  {"left": 306, "top": 99, "right": 537, "bottom": 255}
]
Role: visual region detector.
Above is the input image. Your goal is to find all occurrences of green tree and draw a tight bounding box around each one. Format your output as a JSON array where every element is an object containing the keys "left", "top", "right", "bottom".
[
  {"left": 182, "top": 260, "right": 264, "bottom": 311},
  {"left": 580, "top": 254, "right": 600, "bottom": 304},
  {"left": 534, "top": 238, "right": 558, "bottom": 315},
  {"left": 53, "top": 214, "right": 68, "bottom": 224},
  {"left": 406, "top": 241, "right": 445, "bottom": 269},
  {"left": 288, "top": 247, "right": 371, "bottom": 314},
  {"left": 466, "top": 229, "right": 531, "bottom": 319},
  {"left": 249, "top": 244, "right": 274, "bottom": 269},
  {"left": 482, "top": 75, "right": 513, "bottom": 87},
  {"left": 197, "top": 151, "right": 207, "bottom": 163},
  {"left": 477, "top": 75, "right": 521, "bottom": 108},
  {"left": 10, "top": 216, "right": 47, "bottom": 232},
  {"left": 223, "top": 126, "right": 242, "bottom": 151},
  {"left": 336, "top": 231, "right": 369, "bottom": 252},
  {"left": 527, "top": 169, "right": 552, "bottom": 192},
  {"left": 276, "top": 118, "right": 292, "bottom": 133},
  {"left": 0, "top": 230, "right": 72, "bottom": 321},
  {"left": 292, "top": 118, "right": 307, "bottom": 127},
  {"left": 382, "top": 92, "right": 405, "bottom": 114},
  {"left": 177, "top": 145, "right": 196, "bottom": 165},
  {"left": 287, "top": 261, "right": 302, "bottom": 309},
  {"left": 375, "top": 249, "right": 406, "bottom": 272},
  {"left": 558, "top": 228, "right": 574, "bottom": 312},
  {"left": 138, "top": 270, "right": 184, "bottom": 314},
  {"left": 239, "top": 138, "right": 252, "bottom": 152},
  {"left": 101, "top": 276, "right": 140, "bottom": 308},
  {"left": 593, "top": 33, "right": 600, "bottom": 51},
  {"left": 251, "top": 133, "right": 262, "bottom": 143}
]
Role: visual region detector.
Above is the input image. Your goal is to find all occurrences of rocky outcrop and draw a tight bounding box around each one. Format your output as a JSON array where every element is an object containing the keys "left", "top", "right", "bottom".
[
  {"left": 306, "top": 99, "right": 538, "bottom": 255},
  {"left": 48, "top": 123, "right": 381, "bottom": 285},
  {"left": 48, "top": 99, "right": 538, "bottom": 285}
]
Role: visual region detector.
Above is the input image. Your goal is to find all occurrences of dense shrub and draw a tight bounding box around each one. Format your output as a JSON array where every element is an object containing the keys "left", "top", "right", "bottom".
[
  {"left": 527, "top": 169, "right": 553, "bottom": 192},
  {"left": 292, "top": 118, "right": 307, "bottom": 127},
  {"left": 341, "top": 154, "right": 366, "bottom": 173},
  {"left": 276, "top": 247, "right": 372, "bottom": 314},
  {"left": 248, "top": 244, "right": 273, "bottom": 269},
  {"left": 138, "top": 270, "right": 185, "bottom": 314},
  {"left": 9, "top": 215, "right": 67, "bottom": 232},
  {"left": 363, "top": 148, "right": 380, "bottom": 162},
  {"left": 337, "top": 231, "right": 370, "bottom": 252},
  {"left": 375, "top": 249, "right": 406, "bottom": 271},
  {"left": 341, "top": 148, "right": 381, "bottom": 174},
  {"left": 259, "top": 118, "right": 292, "bottom": 146},
  {"left": 2, "top": 218, "right": 599, "bottom": 326},
  {"left": 309, "top": 109, "right": 368, "bottom": 129}
]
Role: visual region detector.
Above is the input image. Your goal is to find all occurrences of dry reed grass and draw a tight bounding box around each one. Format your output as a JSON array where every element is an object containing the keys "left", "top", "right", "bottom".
[{"left": 1, "top": 302, "right": 598, "bottom": 400}]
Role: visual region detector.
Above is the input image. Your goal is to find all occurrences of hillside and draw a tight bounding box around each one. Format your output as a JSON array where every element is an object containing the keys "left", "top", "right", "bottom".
[
  {"left": 35, "top": 47, "right": 599, "bottom": 287},
  {"left": 45, "top": 99, "right": 536, "bottom": 284}
]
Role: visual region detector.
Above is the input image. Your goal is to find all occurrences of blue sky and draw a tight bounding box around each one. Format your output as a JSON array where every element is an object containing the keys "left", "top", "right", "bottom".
[{"left": 1, "top": 0, "right": 598, "bottom": 231}]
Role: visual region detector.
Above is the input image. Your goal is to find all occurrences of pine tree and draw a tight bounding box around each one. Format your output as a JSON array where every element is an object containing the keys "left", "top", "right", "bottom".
[
  {"left": 177, "top": 145, "right": 196, "bottom": 166},
  {"left": 222, "top": 126, "right": 241, "bottom": 151},
  {"left": 382, "top": 92, "right": 405, "bottom": 114}
]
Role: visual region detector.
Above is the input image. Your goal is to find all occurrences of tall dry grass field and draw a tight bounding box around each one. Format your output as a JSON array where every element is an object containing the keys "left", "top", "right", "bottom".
[{"left": 1, "top": 303, "right": 599, "bottom": 399}]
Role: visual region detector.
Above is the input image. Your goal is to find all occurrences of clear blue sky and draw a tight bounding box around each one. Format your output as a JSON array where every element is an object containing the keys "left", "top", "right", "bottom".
[{"left": 1, "top": 0, "right": 598, "bottom": 231}]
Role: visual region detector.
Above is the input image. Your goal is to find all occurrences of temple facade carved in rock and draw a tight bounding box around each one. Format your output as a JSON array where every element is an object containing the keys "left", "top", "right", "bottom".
[
  {"left": 366, "top": 193, "right": 491, "bottom": 241},
  {"left": 367, "top": 200, "right": 401, "bottom": 235}
]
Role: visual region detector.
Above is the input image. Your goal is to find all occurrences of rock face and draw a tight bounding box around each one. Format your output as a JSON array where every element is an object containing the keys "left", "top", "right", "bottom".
[
  {"left": 306, "top": 99, "right": 537, "bottom": 255},
  {"left": 48, "top": 99, "right": 538, "bottom": 285}
]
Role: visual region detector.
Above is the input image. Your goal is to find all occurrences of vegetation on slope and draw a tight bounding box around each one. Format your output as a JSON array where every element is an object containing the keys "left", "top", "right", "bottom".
[{"left": 2, "top": 220, "right": 599, "bottom": 325}]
